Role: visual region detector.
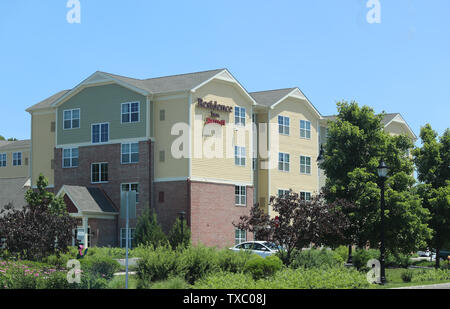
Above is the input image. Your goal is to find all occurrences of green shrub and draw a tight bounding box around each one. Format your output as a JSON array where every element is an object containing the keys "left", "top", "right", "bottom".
[
  {"left": 168, "top": 218, "right": 191, "bottom": 250},
  {"left": 178, "top": 245, "right": 220, "bottom": 284},
  {"left": 401, "top": 270, "right": 414, "bottom": 283},
  {"left": 290, "top": 249, "right": 344, "bottom": 269},
  {"left": 244, "top": 255, "right": 283, "bottom": 280},
  {"left": 216, "top": 249, "right": 254, "bottom": 273},
  {"left": 135, "top": 210, "right": 168, "bottom": 248},
  {"left": 334, "top": 246, "right": 349, "bottom": 262},
  {"left": 136, "top": 245, "right": 181, "bottom": 287},
  {"left": 80, "top": 255, "right": 120, "bottom": 280},
  {"left": 150, "top": 277, "right": 191, "bottom": 289},
  {"left": 194, "top": 271, "right": 257, "bottom": 289},
  {"left": 352, "top": 249, "right": 380, "bottom": 271},
  {"left": 386, "top": 252, "right": 411, "bottom": 268},
  {"left": 37, "top": 271, "right": 73, "bottom": 289},
  {"left": 412, "top": 269, "right": 450, "bottom": 282}
]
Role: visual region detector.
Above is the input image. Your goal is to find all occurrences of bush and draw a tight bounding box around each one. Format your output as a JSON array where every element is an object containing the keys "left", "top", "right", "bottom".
[
  {"left": 178, "top": 245, "right": 220, "bottom": 284},
  {"left": 168, "top": 218, "right": 191, "bottom": 250},
  {"left": 290, "top": 249, "right": 344, "bottom": 269},
  {"left": 134, "top": 210, "right": 168, "bottom": 248},
  {"left": 401, "top": 270, "right": 414, "bottom": 283},
  {"left": 80, "top": 255, "right": 120, "bottom": 280},
  {"left": 216, "top": 249, "right": 254, "bottom": 273},
  {"left": 194, "top": 271, "right": 257, "bottom": 289},
  {"left": 386, "top": 252, "right": 411, "bottom": 268},
  {"left": 244, "top": 255, "right": 283, "bottom": 280},
  {"left": 352, "top": 249, "right": 380, "bottom": 271},
  {"left": 150, "top": 277, "right": 191, "bottom": 289},
  {"left": 412, "top": 269, "right": 450, "bottom": 282},
  {"left": 334, "top": 246, "right": 349, "bottom": 262}
]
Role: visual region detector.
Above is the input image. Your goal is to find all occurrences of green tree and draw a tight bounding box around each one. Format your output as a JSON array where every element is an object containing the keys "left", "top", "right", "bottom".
[
  {"left": 134, "top": 209, "right": 168, "bottom": 248},
  {"left": 25, "top": 174, "right": 67, "bottom": 215},
  {"left": 321, "top": 101, "right": 431, "bottom": 255},
  {"left": 0, "top": 135, "right": 4, "bottom": 141},
  {"left": 413, "top": 125, "right": 450, "bottom": 268},
  {"left": 168, "top": 217, "right": 191, "bottom": 249}
]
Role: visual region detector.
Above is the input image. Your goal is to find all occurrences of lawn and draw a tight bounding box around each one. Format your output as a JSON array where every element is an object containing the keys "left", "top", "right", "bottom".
[{"left": 371, "top": 268, "right": 450, "bottom": 289}]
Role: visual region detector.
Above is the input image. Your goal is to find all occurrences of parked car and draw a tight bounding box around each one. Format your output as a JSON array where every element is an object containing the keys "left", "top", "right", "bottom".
[
  {"left": 417, "top": 250, "right": 432, "bottom": 257},
  {"left": 229, "top": 241, "right": 281, "bottom": 258}
]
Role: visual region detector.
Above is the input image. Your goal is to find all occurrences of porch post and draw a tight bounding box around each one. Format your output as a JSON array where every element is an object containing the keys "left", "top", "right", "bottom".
[{"left": 83, "top": 216, "right": 89, "bottom": 248}]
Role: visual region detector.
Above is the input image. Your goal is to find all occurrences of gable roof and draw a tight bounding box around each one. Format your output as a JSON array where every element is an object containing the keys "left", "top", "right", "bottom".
[
  {"left": 58, "top": 185, "right": 118, "bottom": 215},
  {"left": 0, "top": 140, "right": 31, "bottom": 151},
  {"left": 26, "top": 90, "right": 71, "bottom": 112},
  {"left": 0, "top": 177, "right": 30, "bottom": 214}
]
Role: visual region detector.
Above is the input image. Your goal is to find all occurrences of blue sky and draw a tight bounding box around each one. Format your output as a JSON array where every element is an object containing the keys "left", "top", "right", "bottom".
[{"left": 0, "top": 0, "right": 448, "bottom": 143}]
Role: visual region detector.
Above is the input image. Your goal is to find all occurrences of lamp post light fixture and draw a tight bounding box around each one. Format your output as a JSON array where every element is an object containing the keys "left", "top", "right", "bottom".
[{"left": 377, "top": 159, "right": 389, "bottom": 285}]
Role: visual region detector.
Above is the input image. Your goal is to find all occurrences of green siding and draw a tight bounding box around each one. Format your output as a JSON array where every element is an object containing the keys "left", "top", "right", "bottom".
[{"left": 57, "top": 84, "right": 147, "bottom": 145}]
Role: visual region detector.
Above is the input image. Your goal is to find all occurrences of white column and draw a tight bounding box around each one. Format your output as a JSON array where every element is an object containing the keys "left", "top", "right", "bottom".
[{"left": 82, "top": 216, "right": 89, "bottom": 248}]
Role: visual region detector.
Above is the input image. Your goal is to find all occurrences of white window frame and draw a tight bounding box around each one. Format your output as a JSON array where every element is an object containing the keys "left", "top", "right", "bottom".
[
  {"left": 235, "top": 146, "right": 246, "bottom": 167},
  {"left": 278, "top": 152, "right": 290, "bottom": 172},
  {"left": 121, "top": 142, "right": 139, "bottom": 164},
  {"left": 278, "top": 189, "right": 290, "bottom": 198},
  {"left": 278, "top": 115, "right": 290, "bottom": 135},
  {"left": 0, "top": 153, "right": 6, "bottom": 167},
  {"left": 91, "top": 162, "right": 108, "bottom": 184},
  {"left": 300, "top": 120, "right": 311, "bottom": 139},
  {"left": 121, "top": 102, "right": 140, "bottom": 124},
  {"left": 235, "top": 185, "right": 247, "bottom": 206},
  {"left": 12, "top": 152, "right": 22, "bottom": 166},
  {"left": 62, "top": 148, "right": 79, "bottom": 168},
  {"left": 121, "top": 183, "right": 139, "bottom": 204},
  {"left": 91, "top": 122, "right": 109, "bottom": 144},
  {"left": 300, "top": 191, "right": 312, "bottom": 201},
  {"left": 300, "top": 156, "right": 312, "bottom": 175},
  {"left": 63, "top": 108, "right": 80, "bottom": 130},
  {"left": 235, "top": 229, "right": 247, "bottom": 246},
  {"left": 120, "top": 228, "right": 136, "bottom": 249},
  {"left": 235, "top": 107, "right": 246, "bottom": 127}
]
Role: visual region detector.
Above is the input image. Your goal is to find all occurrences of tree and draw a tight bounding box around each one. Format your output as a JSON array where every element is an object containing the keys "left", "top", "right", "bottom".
[
  {"left": 321, "top": 101, "right": 431, "bottom": 256},
  {"left": 25, "top": 174, "right": 67, "bottom": 215},
  {"left": 168, "top": 218, "right": 191, "bottom": 249},
  {"left": 134, "top": 210, "right": 168, "bottom": 248},
  {"left": 413, "top": 125, "right": 450, "bottom": 268},
  {"left": 0, "top": 175, "right": 77, "bottom": 260},
  {"left": 234, "top": 192, "right": 354, "bottom": 265},
  {"left": 0, "top": 136, "right": 18, "bottom": 141}
]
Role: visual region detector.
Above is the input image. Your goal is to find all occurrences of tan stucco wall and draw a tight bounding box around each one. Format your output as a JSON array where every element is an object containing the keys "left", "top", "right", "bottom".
[
  {"left": 0, "top": 148, "right": 30, "bottom": 179},
  {"left": 31, "top": 111, "right": 55, "bottom": 186}
]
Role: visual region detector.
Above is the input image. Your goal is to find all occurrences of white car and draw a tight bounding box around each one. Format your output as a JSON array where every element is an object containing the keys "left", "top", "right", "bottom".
[
  {"left": 229, "top": 241, "right": 281, "bottom": 258},
  {"left": 417, "top": 250, "right": 432, "bottom": 257}
]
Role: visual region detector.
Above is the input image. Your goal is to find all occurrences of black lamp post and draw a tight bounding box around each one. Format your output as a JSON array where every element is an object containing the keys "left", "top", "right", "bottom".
[{"left": 377, "top": 159, "right": 389, "bottom": 285}]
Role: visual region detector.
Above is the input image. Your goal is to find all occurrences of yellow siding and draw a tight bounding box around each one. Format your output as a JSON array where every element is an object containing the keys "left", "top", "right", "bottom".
[
  {"left": 31, "top": 111, "right": 56, "bottom": 186},
  {"left": 269, "top": 97, "right": 320, "bottom": 212},
  {"left": 0, "top": 149, "right": 30, "bottom": 179},
  {"left": 191, "top": 80, "right": 253, "bottom": 184},
  {"left": 153, "top": 95, "right": 189, "bottom": 180}
]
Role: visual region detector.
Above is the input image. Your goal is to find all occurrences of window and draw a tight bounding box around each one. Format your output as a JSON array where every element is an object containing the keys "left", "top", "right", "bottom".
[
  {"left": 12, "top": 152, "right": 22, "bottom": 166},
  {"left": 278, "top": 116, "right": 290, "bottom": 135},
  {"left": 278, "top": 189, "right": 290, "bottom": 198},
  {"left": 63, "top": 109, "right": 80, "bottom": 129},
  {"left": 235, "top": 186, "right": 247, "bottom": 206},
  {"left": 300, "top": 156, "right": 311, "bottom": 174},
  {"left": 91, "top": 163, "right": 108, "bottom": 183},
  {"left": 92, "top": 123, "right": 109, "bottom": 144},
  {"left": 278, "top": 153, "right": 290, "bottom": 172},
  {"left": 300, "top": 120, "right": 311, "bottom": 139},
  {"left": 63, "top": 148, "right": 79, "bottom": 168},
  {"left": 235, "top": 107, "right": 246, "bottom": 126},
  {"left": 0, "top": 153, "right": 6, "bottom": 167},
  {"left": 120, "top": 228, "right": 136, "bottom": 249},
  {"left": 160, "top": 110, "right": 166, "bottom": 121},
  {"left": 122, "top": 183, "right": 139, "bottom": 203},
  {"left": 121, "top": 102, "right": 140, "bottom": 123},
  {"left": 121, "top": 143, "right": 139, "bottom": 164},
  {"left": 235, "top": 229, "right": 247, "bottom": 246},
  {"left": 158, "top": 192, "right": 165, "bottom": 203},
  {"left": 235, "top": 146, "right": 246, "bottom": 166},
  {"left": 300, "top": 192, "right": 312, "bottom": 201}
]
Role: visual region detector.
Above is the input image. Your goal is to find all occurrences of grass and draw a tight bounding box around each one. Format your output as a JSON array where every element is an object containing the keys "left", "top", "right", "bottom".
[{"left": 370, "top": 268, "right": 450, "bottom": 289}]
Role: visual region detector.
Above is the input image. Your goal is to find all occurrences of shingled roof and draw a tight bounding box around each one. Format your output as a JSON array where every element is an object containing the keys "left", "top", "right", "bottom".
[
  {"left": 60, "top": 185, "right": 118, "bottom": 214},
  {"left": 0, "top": 177, "right": 30, "bottom": 214},
  {"left": 250, "top": 88, "right": 297, "bottom": 107}
]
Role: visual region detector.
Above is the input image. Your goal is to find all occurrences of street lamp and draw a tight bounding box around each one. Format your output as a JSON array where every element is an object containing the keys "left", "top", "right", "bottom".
[{"left": 377, "top": 159, "right": 389, "bottom": 285}]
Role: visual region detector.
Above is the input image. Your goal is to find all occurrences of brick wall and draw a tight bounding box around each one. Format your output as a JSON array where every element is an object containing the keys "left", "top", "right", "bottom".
[
  {"left": 89, "top": 218, "right": 118, "bottom": 247},
  {"left": 190, "top": 181, "right": 254, "bottom": 248}
]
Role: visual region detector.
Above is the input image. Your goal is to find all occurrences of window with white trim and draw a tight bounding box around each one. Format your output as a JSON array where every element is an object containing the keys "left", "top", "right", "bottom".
[
  {"left": 121, "top": 102, "right": 140, "bottom": 123},
  {"left": 300, "top": 156, "right": 311, "bottom": 174},
  {"left": 63, "top": 109, "right": 80, "bottom": 129},
  {"left": 92, "top": 123, "right": 109, "bottom": 144},
  {"left": 300, "top": 120, "right": 311, "bottom": 139},
  {"left": 0, "top": 153, "right": 6, "bottom": 167},
  {"left": 235, "top": 107, "right": 246, "bottom": 126},
  {"left": 235, "top": 146, "right": 246, "bottom": 166},
  {"left": 121, "top": 143, "right": 139, "bottom": 164},
  {"left": 63, "top": 148, "right": 78, "bottom": 168},
  {"left": 91, "top": 163, "right": 108, "bottom": 183},
  {"left": 278, "top": 116, "right": 290, "bottom": 135},
  {"left": 278, "top": 189, "right": 290, "bottom": 198},
  {"left": 120, "top": 228, "right": 136, "bottom": 248},
  {"left": 278, "top": 153, "right": 290, "bottom": 172},
  {"left": 12, "top": 152, "right": 22, "bottom": 166},
  {"left": 300, "top": 192, "right": 312, "bottom": 201},
  {"left": 235, "top": 229, "right": 247, "bottom": 245},
  {"left": 121, "top": 183, "right": 139, "bottom": 204},
  {"left": 235, "top": 186, "right": 247, "bottom": 206}
]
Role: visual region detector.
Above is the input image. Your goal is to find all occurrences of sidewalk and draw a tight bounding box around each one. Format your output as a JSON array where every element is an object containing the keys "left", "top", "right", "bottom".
[{"left": 392, "top": 283, "right": 450, "bottom": 289}]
